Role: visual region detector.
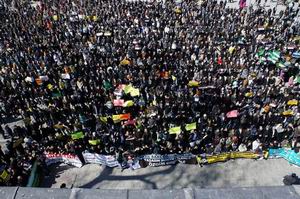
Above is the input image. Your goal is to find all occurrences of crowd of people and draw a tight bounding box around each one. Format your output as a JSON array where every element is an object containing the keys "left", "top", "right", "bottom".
[{"left": 0, "top": 0, "right": 300, "bottom": 186}]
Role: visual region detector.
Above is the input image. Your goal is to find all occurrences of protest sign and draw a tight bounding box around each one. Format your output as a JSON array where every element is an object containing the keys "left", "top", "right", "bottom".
[
  {"left": 123, "top": 100, "right": 134, "bottom": 107},
  {"left": 61, "top": 73, "right": 71, "bottom": 80},
  {"left": 130, "top": 88, "right": 140, "bottom": 97},
  {"left": 52, "top": 15, "right": 58, "bottom": 21},
  {"left": 188, "top": 80, "right": 199, "bottom": 87},
  {"left": 226, "top": 110, "right": 238, "bottom": 118},
  {"left": 92, "top": 16, "right": 98, "bottom": 21},
  {"left": 71, "top": 131, "right": 84, "bottom": 140},
  {"left": 169, "top": 126, "right": 181, "bottom": 134},
  {"left": 99, "top": 116, "right": 108, "bottom": 123},
  {"left": 267, "top": 51, "right": 280, "bottom": 63},
  {"left": 0, "top": 166, "right": 10, "bottom": 183},
  {"left": 113, "top": 99, "right": 124, "bottom": 107},
  {"left": 282, "top": 110, "right": 294, "bottom": 116},
  {"left": 287, "top": 100, "right": 298, "bottom": 106},
  {"left": 119, "top": 113, "right": 131, "bottom": 120},
  {"left": 120, "top": 59, "right": 130, "bottom": 65},
  {"left": 52, "top": 91, "right": 62, "bottom": 98},
  {"left": 245, "top": 92, "right": 253, "bottom": 97},
  {"left": 185, "top": 123, "right": 196, "bottom": 131},
  {"left": 88, "top": 139, "right": 100, "bottom": 145},
  {"left": 124, "top": 119, "right": 136, "bottom": 126},
  {"left": 47, "top": 84, "right": 53, "bottom": 90},
  {"left": 124, "top": 85, "right": 133, "bottom": 94},
  {"left": 292, "top": 52, "right": 300, "bottom": 59}
]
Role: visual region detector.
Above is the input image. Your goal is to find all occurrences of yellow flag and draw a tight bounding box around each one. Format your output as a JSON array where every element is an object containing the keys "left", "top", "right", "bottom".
[
  {"left": 169, "top": 126, "right": 181, "bottom": 134},
  {"left": 130, "top": 88, "right": 140, "bottom": 97},
  {"left": 152, "top": 100, "right": 157, "bottom": 106},
  {"left": 185, "top": 123, "right": 196, "bottom": 131},
  {"left": 287, "top": 99, "right": 298, "bottom": 106},
  {"left": 123, "top": 100, "right": 134, "bottom": 107},
  {"left": 120, "top": 59, "right": 130, "bottom": 65},
  {"left": 293, "top": 36, "right": 300, "bottom": 41},
  {"left": 53, "top": 15, "right": 58, "bottom": 21},
  {"left": 112, "top": 115, "right": 121, "bottom": 121},
  {"left": 282, "top": 110, "right": 294, "bottom": 116},
  {"left": 124, "top": 85, "right": 133, "bottom": 94},
  {"left": 228, "top": 46, "right": 235, "bottom": 54},
  {"left": 245, "top": 92, "right": 253, "bottom": 97},
  {"left": 47, "top": 84, "right": 53, "bottom": 90},
  {"left": 54, "top": 124, "right": 64, "bottom": 129},
  {"left": 89, "top": 139, "right": 100, "bottom": 145},
  {"left": 92, "top": 16, "right": 98, "bottom": 21},
  {"left": 175, "top": 8, "right": 182, "bottom": 14},
  {"left": 99, "top": 116, "right": 108, "bottom": 123},
  {"left": 188, "top": 80, "right": 199, "bottom": 87}
]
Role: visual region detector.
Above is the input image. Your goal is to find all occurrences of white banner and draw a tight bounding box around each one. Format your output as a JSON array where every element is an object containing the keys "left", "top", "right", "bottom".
[
  {"left": 45, "top": 152, "right": 195, "bottom": 169},
  {"left": 45, "top": 153, "right": 83, "bottom": 168},
  {"left": 83, "top": 152, "right": 120, "bottom": 167}
]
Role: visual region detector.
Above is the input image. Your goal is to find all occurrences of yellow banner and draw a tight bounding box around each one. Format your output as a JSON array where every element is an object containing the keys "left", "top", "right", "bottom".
[{"left": 197, "top": 152, "right": 259, "bottom": 164}]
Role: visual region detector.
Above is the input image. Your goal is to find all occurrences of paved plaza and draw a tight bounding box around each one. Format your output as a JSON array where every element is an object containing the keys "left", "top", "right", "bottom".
[{"left": 43, "top": 158, "right": 300, "bottom": 189}]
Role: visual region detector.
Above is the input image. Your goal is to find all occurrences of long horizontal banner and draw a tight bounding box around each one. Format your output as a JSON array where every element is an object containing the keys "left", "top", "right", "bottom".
[
  {"left": 44, "top": 152, "right": 196, "bottom": 168},
  {"left": 45, "top": 151, "right": 263, "bottom": 169},
  {"left": 141, "top": 153, "right": 196, "bottom": 167},
  {"left": 197, "top": 151, "right": 260, "bottom": 164},
  {"left": 45, "top": 153, "right": 83, "bottom": 168},
  {"left": 267, "top": 148, "right": 300, "bottom": 167},
  {"left": 82, "top": 152, "right": 120, "bottom": 167}
]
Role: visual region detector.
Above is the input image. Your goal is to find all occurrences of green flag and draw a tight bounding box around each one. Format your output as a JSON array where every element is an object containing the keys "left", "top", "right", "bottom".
[
  {"left": 185, "top": 122, "right": 197, "bottom": 131},
  {"left": 295, "top": 76, "right": 300, "bottom": 84},
  {"left": 52, "top": 91, "right": 62, "bottom": 98},
  {"left": 71, "top": 131, "right": 84, "bottom": 140},
  {"left": 268, "top": 51, "right": 280, "bottom": 64},
  {"left": 276, "top": 62, "right": 285, "bottom": 68},
  {"left": 169, "top": 126, "right": 181, "bottom": 134},
  {"left": 103, "top": 81, "right": 112, "bottom": 90},
  {"left": 258, "top": 56, "right": 267, "bottom": 63},
  {"left": 257, "top": 48, "right": 265, "bottom": 57}
]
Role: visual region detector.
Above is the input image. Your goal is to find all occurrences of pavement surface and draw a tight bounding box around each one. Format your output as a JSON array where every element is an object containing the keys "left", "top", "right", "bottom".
[{"left": 42, "top": 158, "right": 300, "bottom": 189}]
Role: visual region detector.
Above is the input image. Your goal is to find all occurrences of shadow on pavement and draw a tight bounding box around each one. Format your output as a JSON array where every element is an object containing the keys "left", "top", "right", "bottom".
[
  {"left": 79, "top": 165, "right": 177, "bottom": 189},
  {"left": 40, "top": 163, "right": 74, "bottom": 188}
]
